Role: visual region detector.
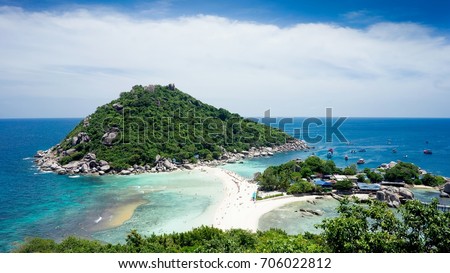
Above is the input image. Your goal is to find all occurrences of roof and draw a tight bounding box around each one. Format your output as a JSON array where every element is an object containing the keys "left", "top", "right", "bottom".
[
  {"left": 314, "top": 179, "right": 333, "bottom": 187},
  {"left": 357, "top": 182, "right": 381, "bottom": 191}
]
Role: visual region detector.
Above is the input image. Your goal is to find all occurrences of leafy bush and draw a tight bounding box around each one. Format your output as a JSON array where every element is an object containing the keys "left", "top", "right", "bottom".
[
  {"left": 287, "top": 181, "right": 315, "bottom": 194},
  {"left": 384, "top": 162, "right": 419, "bottom": 184},
  {"left": 421, "top": 174, "right": 446, "bottom": 187},
  {"left": 334, "top": 179, "right": 354, "bottom": 191},
  {"left": 342, "top": 164, "right": 357, "bottom": 175}
]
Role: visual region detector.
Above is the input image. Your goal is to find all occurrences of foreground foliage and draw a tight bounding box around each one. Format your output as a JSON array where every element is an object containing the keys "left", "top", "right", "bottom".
[{"left": 16, "top": 200, "right": 450, "bottom": 253}]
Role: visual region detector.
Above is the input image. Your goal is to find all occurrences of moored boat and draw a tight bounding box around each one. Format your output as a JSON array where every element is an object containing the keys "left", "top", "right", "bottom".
[
  {"left": 424, "top": 149, "right": 432, "bottom": 155},
  {"left": 357, "top": 158, "right": 365, "bottom": 164}
]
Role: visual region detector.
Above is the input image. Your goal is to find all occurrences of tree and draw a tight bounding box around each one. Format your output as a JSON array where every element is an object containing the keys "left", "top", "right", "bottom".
[
  {"left": 300, "top": 166, "right": 313, "bottom": 178},
  {"left": 366, "top": 170, "right": 383, "bottom": 183},
  {"left": 303, "top": 156, "right": 324, "bottom": 173},
  {"left": 319, "top": 198, "right": 450, "bottom": 253},
  {"left": 287, "top": 181, "right": 315, "bottom": 194},
  {"left": 384, "top": 162, "right": 419, "bottom": 184},
  {"left": 323, "top": 160, "right": 338, "bottom": 175},
  {"left": 334, "top": 179, "right": 354, "bottom": 191},
  {"left": 421, "top": 174, "right": 446, "bottom": 187},
  {"left": 356, "top": 174, "right": 366, "bottom": 182},
  {"left": 400, "top": 199, "right": 450, "bottom": 252},
  {"left": 318, "top": 199, "right": 404, "bottom": 252},
  {"left": 342, "top": 164, "right": 357, "bottom": 175}
]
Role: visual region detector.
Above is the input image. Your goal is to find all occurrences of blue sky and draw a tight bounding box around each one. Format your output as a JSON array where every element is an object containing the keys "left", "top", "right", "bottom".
[
  {"left": 0, "top": 0, "right": 450, "bottom": 117},
  {"left": 4, "top": 0, "right": 450, "bottom": 28}
]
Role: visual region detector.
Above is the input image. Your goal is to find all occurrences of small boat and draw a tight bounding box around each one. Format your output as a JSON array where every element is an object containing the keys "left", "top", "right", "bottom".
[
  {"left": 328, "top": 148, "right": 334, "bottom": 154},
  {"left": 350, "top": 150, "right": 356, "bottom": 154},
  {"left": 424, "top": 149, "right": 432, "bottom": 155},
  {"left": 357, "top": 158, "right": 365, "bottom": 164},
  {"left": 326, "top": 151, "right": 333, "bottom": 159},
  {"left": 392, "top": 149, "right": 397, "bottom": 153},
  {"left": 358, "top": 149, "right": 366, "bottom": 152},
  {"left": 344, "top": 155, "right": 348, "bottom": 161}
]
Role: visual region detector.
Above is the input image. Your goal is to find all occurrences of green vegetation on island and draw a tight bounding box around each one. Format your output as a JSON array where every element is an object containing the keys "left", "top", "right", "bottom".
[
  {"left": 15, "top": 199, "right": 450, "bottom": 253},
  {"left": 256, "top": 156, "right": 447, "bottom": 195},
  {"left": 35, "top": 84, "right": 304, "bottom": 173}
]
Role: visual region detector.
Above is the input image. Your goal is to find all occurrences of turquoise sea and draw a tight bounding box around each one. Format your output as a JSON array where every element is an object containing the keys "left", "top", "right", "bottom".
[{"left": 0, "top": 118, "right": 449, "bottom": 252}]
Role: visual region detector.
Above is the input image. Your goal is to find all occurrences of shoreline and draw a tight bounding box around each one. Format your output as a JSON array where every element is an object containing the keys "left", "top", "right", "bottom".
[
  {"left": 34, "top": 139, "right": 308, "bottom": 176},
  {"left": 412, "top": 185, "right": 439, "bottom": 190},
  {"left": 209, "top": 166, "right": 333, "bottom": 232}
]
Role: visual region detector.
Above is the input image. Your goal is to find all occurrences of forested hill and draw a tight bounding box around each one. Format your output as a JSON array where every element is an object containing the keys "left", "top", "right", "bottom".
[{"left": 35, "top": 84, "right": 303, "bottom": 173}]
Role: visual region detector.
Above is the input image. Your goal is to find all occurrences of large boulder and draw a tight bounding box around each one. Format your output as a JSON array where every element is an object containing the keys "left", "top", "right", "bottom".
[
  {"left": 112, "top": 103, "right": 123, "bottom": 112},
  {"left": 80, "top": 163, "right": 89, "bottom": 173},
  {"left": 71, "top": 132, "right": 90, "bottom": 146},
  {"left": 63, "top": 161, "right": 81, "bottom": 169},
  {"left": 65, "top": 148, "right": 77, "bottom": 156},
  {"left": 376, "top": 191, "right": 386, "bottom": 202},
  {"left": 98, "top": 160, "right": 109, "bottom": 166},
  {"left": 100, "top": 165, "right": 111, "bottom": 172},
  {"left": 163, "top": 159, "right": 175, "bottom": 170},
  {"left": 443, "top": 182, "right": 450, "bottom": 194},
  {"left": 376, "top": 187, "right": 402, "bottom": 208},
  {"left": 84, "top": 153, "right": 97, "bottom": 161},
  {"left": 398, "top": 187, "right": 414, "bottom": 200},
  {"left": 102, "top": 127, "right": 120, "bottom": 146},
  {"left": 440, "top": 191, "right": 449, "bottom": 198},
  {"left": 155, "top": 154, "right": 161, "bottom": 162}
]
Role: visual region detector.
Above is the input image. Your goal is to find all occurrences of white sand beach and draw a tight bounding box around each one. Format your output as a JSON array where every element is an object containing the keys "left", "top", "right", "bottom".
[{"left": 203, "top": 166, "right": 327, "bottom": 232}]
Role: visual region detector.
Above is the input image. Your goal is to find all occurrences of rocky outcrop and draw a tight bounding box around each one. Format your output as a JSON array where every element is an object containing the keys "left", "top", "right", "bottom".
[
  {"left": 35, "top": 138, "right": 308, "bottom": 176},
  {"left": 217, "top": 139, "right": 308, "bottom": 164},
  {"left": 167, "top": 83, "right": 175, "bottom": 90},
  {"left": 71, "top": 132, "right": 90, "bottom": 146},
  {"left": 443, "top": 182, "right": 450, "bottom": 194},
  {"left": 295, "top": 208, "right": 324, "bottom": 216},
  {"left": 83, "top": 116, "right": 90, "bottom": 127},
  {"left": 35, "top": 149, "right": 116, "bottom": 175},
  {"left": 112, "top": 103, "right": 123, "bottom": 112},
  {"left": 144, "top": 84, "right": 155, "bottom": 92},
  {"left": 440, "top": 191, "right": 449, "bottom": 198},
  {"left": 376, "top": 186, "right": 414, "bottom": 208},
  {"left": 101, "top": 127, "right": 120, "bottom": 146}
]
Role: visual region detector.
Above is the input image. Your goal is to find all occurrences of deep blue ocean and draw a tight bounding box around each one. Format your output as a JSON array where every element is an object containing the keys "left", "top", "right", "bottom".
[{"left": 0, "top": 118, "right": 449, "bottom": 252}]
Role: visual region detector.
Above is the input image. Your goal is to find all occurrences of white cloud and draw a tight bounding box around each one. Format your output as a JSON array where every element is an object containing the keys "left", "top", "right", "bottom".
[{"left": 0, "top": 6, "right": 449, "bottom": 118}]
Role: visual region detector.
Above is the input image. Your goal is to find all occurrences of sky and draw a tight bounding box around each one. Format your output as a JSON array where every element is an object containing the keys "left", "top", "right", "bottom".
[{"left": 0, "top": 0, "right": 450, "bottom": 118}]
